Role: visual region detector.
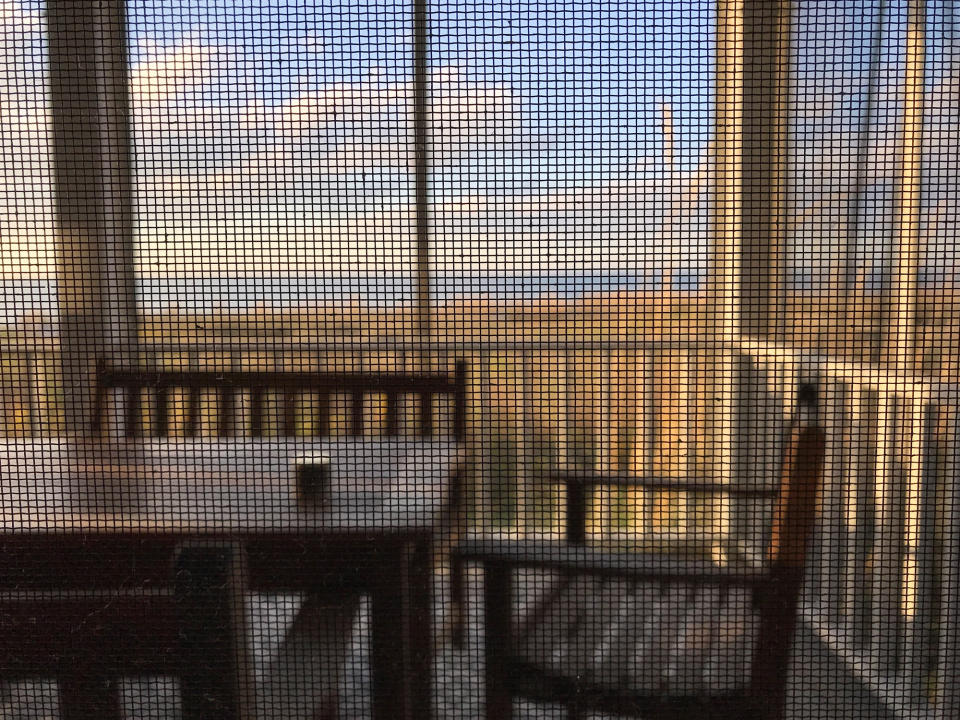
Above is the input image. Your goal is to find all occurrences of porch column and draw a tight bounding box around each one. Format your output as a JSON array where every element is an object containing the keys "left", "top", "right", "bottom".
[
  {"left": 49, "top": 0, "right": 139, "bottom": 433},
  {"left": 713, "top": 0, "right": 791, "bottom": 550},
  {"left": 413, "top": 0, "right": 432, "bottom": 368},
  {"left": 883, "top": 0, "right": 925, "bottom": 373}
]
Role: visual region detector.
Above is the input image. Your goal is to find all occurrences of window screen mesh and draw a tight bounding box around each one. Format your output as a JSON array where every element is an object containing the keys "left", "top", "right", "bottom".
[{"left": 0, "top": 0, "right": 957, "bottom": 718}]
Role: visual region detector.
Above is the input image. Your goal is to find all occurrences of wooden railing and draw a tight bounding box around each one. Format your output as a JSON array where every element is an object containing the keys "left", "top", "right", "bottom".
[{"left": 2, "top": 336, "right": 958, "bottom": 718}]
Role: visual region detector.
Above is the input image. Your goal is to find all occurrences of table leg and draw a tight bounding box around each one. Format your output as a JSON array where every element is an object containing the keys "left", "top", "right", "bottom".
[
  {"left": 58, "top": 671, "right": 122, "bottom": 720},
  {"left": 369, "top": 537, "right": 433, "bottom": 720}
]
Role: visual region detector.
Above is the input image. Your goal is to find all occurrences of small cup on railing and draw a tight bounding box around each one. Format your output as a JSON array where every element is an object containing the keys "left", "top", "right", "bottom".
[{"left": 293, "top": 454, "right": 332, "bottom": 507}]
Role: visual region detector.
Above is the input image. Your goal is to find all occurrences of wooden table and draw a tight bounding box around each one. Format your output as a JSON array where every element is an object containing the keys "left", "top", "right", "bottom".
[{"left": 0, "top": 438, "right": 466, "bottom": 720}]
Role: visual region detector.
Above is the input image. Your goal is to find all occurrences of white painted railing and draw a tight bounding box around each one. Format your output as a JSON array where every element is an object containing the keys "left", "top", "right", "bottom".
[
  {"left": 743, "top": 340, "right": 959, "bottom": 720},
  {"left": 2, "top": 336, "right": 958, "bottom": 717}
]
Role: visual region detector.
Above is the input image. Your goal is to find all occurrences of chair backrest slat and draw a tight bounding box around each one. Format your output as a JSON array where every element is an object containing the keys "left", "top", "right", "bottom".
[
  {"left": 186, "top": 388, "right": 201, "bottom": 438},
  {"left": 249, "top": 388, "right": 264, "bottom": 438},
  {"left": 282, "top": 391, "right": 297, "bottom": 436},
  {"left": 218, "top": 387, "right": 235, "bottom": 438},
  {"left": 125, "top": 385, "right": 141, "bottom": 439},
  {"left": 384, "top": 393, "right": 399, "bottom": 437},
  {"left": 154, "top": 386, "right": 170, "bottom": 438},
  {"left": 93, "top": 361, "right": 468, "bottom": 441},
  {"left": 350, "top": 391, "right": 365, "bottom": 436}
]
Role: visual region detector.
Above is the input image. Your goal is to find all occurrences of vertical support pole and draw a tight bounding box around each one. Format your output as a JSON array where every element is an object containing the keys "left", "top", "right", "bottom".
[
  {"left": 591, "top": 351, "right": 612, "bottom": 533},
  {"left": 516, "top": 354, "right": 533, "bottom": 533},
  {"left": 25, "top": 352, "right": 39, "bottom": 437},
  {"left": 477, "top": 350, "right": 493, "bottom": 531},
  {"left": 712, "top": 0, "right": 746, "bottom": 550},
  {"left": 633, "top": 348, "right": 656, "bottom": 532},
  {"left": 413, "top": 0, "right": 431, "bottom": 363},
  {"left": 935, "top": 404, "right": 960, "bottom": 718},
  {"left": 819, "top": 379, "right": 849, "bottom": 622},
  {"left": 844, "top": 387, "right": 874, "bottom": 647},
  {"left": 884, "top": 0, "right": 925, "bottom": 373},
  {"left": 738, "top": 0, "right": 790, "bottom": 339},
  {"left": 712, "top": 0, "right": 789, "bottom": 339},
  {"left": 49, "top": 0, "right": 138, "bottom": 433},
  {"left": 901, "top": 396, "right": 937, "bottom": 695},
  {"left": 870, "top": 390, "right": 904, "bottom": 672}
]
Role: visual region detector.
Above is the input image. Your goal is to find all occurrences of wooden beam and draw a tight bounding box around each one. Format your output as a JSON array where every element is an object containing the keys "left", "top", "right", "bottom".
[
  {"left": 883, "top": 0, "right": 925, "bottom": 373},
  {"left": 49, "top": 0, "right": 139, "bottom": 433}
]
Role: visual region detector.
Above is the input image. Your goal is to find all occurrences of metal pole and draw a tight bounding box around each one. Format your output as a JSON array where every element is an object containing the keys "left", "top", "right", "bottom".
[{"left": 413, "top": 0, "right": 432, "bottom": 362}]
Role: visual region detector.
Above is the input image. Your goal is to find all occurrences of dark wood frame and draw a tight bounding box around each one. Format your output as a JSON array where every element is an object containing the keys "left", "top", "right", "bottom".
[
  {"left": 92, "top": 359, "right": 468, "bottom": 441},
  {"left": 0, "top": 540, "right": 252, "bottom": 720},
  {"left": 455, "top": 390, "right": 825, "bottom": 720}
]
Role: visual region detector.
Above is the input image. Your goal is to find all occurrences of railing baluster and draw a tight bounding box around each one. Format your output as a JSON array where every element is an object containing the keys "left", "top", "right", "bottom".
[
  {"left": 871, "top": 389, "right": 904, "bottom": 673},
  {"left": 552, "top": 351, "right": 569, "bottom": 532},
  {"left": 845, "top": 387, "right": 873, "bottom": 647},
  {"left": 819, "top": 379, "right": 849, "bottom": 623},
  {"left": 935, "top": 403, "right": 960, "bottom": 718},
  {"left": 591, "top": 350, "right": 612, "bottom": 534},
  {"left": 517, "top": 353, "right": 533, "bottom": 533},
  {"left": 900, "top": 396, "right": 938, "bottom": 697},
  {"left": 477, "top": 349, "right": 493, "bottom": 531},
  {"left": 640, "top": 348, "right": 656, "bottom": 533},
  {"left": 283, "top": 391, "right": 297, "bottom": 436},
  {"left": 187, "top": 388, "right": 200, "bottom": 438},
  {"left": 24, "top": 352, "right": 39, "bottom": 437},
  {"left": 316, "top": 393, "right": 330, "bottom": 437}
]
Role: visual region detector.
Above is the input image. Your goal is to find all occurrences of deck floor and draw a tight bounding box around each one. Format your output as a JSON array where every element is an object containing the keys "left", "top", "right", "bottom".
[{"left": 0, "top": 571, "right": 897, "bottom": 719}]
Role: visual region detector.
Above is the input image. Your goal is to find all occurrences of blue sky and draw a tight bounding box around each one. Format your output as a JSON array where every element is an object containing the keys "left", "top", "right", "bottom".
[{"left": 0, "top": 0, "right": 958, "bottom": 278}]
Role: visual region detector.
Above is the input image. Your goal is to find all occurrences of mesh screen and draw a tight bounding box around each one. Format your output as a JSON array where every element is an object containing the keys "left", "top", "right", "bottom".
[{"left": 0, "top": 0, "right": 957, "bottom": 718}]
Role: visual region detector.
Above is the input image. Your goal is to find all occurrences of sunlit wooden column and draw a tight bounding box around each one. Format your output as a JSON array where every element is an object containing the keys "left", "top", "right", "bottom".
[
  {"left": 712, "top": 0, "right": 791, "bottom": 551},
  {"left": 49, "top": 0, "right": 139, "bottom": 433},
  {"left": 883, "top": 0, "right": 925, "bottom": 373},
  {"left": 738, "top": 0, "right": 789, "bottom": 340}
]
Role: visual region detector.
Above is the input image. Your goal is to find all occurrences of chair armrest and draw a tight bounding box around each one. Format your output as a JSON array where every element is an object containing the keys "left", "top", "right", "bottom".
[
  {"left": 542, "top": 470, "right": 778, "bottom": 544},
  {"left": 541, "top": 470, "right": 779, "bottom": 497},
  {"left": 454, "top": 539, "right": 770, "bottom": 586}
]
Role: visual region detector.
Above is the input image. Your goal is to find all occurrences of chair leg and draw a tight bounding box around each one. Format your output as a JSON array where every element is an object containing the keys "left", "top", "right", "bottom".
[
  {"left": 451, "top": 553, "right": 465, "bottom": 648},
  {"left": 58, "top": 671, "right": 122, "bottom": 720},
  {"left": 484, "top": 564, "right": 513, "bottom": 720}
]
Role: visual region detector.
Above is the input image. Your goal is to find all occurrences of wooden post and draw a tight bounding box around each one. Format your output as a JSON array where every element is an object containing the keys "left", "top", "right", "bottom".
[
  {"left": 738, "top": 0, "right": 790, "bottom": 340},
  {"left": 883, "top": 0, "right": 925, "bottom": 373},
  {"left": 48, "top": 0, "right": 139, "bottom": 433},
  {"left": 710, "top": 0, "right": 789, "bottom": 339}
]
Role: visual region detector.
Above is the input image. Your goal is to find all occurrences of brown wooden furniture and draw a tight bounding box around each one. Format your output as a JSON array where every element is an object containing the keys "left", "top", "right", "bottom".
[
  {"left": 455, "top": 384, "right": 825, "bottom": 720},
  {"left": 92, "top": 359, "right": 467, "bottom": 440},
  {"left": 0, "top": 438, "right": 465, "bottom": 720},
  {"left": 0, "top": 537, "right": 251, "bottom": 720},
  {"left": 92, "top": 359, "right": 470, "bottom": 657}
]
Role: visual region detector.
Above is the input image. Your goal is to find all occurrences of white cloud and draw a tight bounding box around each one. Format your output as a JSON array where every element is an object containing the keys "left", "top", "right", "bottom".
[{"left": 130, "top": 43, "right": 223, "bottom": 105}]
